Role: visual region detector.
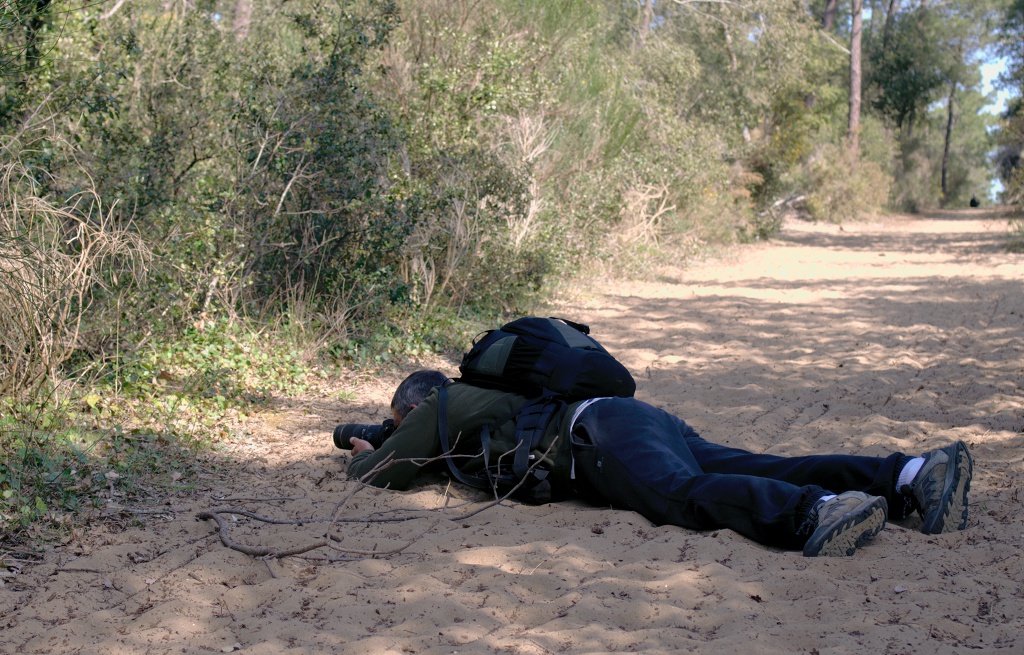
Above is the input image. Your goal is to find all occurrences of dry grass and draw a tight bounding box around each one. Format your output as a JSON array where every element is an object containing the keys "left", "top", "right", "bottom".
[{"left": 0, "top": 163, "right": 149, "bottom": 396}]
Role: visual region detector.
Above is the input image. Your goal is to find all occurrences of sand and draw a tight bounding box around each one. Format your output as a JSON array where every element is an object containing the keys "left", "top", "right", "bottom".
[{"left": 1, "top": 209, "right": 1022, "bottom": 655}]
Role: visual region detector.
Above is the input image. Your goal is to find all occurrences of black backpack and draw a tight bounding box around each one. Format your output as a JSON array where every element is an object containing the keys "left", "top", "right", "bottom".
[
  {"left": 458, "top": 316, "right": 636, "bottom": 400},
  {"left": 436, "top": 317, "right": 635, "bottom": 502}
]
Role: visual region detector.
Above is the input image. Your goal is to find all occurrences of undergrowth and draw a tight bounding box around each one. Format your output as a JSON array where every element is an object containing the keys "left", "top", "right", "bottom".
[
  {"left": 0, "top": 391, "right": 206, "bottom": 554},
  {"left": 0, "top": 309, "right": 479, "bottom": 555},
  {"left": 1008, "top": 211, "right": 1024, "bottom": 252}
]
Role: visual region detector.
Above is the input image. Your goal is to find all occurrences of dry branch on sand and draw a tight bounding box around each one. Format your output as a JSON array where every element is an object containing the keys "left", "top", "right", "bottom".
[{"left": 196, "top": 440, "right": 558, "bottom": 561}]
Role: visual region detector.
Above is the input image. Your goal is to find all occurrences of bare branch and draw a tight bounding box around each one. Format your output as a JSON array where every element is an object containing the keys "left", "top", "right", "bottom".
[
  {"left": 196, "top": 510, "right": 331, "bottom": 558},
  {"left": 671, "top": 0, "right": 751, "bottom": 7},
  {"left": 201, "top": 508, "right": 326, "bottom": 525},
  {"left": 195, "top": 434, "right": 563, "bottom": 562},
  {"left": 101, "top": 0, "right": 128, "bottom": 19}
]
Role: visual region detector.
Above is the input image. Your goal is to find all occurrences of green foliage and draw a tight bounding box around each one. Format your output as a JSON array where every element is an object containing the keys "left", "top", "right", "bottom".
[
  {"left": 327, "top": 305, "right": 477, "bottom": 367},
  {"left": 137, "top": 320, "right": 312, "bottom": 397},
  {"left": 0, "top": 399, "right": 84, "bottom": 538},
  {"left": 867, "top": 8, "right": 952, "bottom": 131},
  {"left": 864, "top": 0, "right": 1005, "bottom": 211},
  {"left": 887, "top": 83, "right": 995, "bottom": 212},
  {"left": 374, "top": 1, "right": 577, "bottom": 311},
  {"left": 20, "top": 0, "right": 408, "bottom": 332},
  {"left": 940, "top": 88, "right": 998, "bottom": 207},
  {"left": 799, "top": 140, "right": 892, "bottom": 223},
  {"left": 995, "top": 97, "right": 1023, "bottom": 205},
  {"left": 0, "top": 392, "right": 202, "bottom": 545},
  {"left": 996, "top": 1, "right": 1024, "bottom": 205},
  {"left": 0, "top": 0, "right": 57, "bottom": 123},
  {"left": 394, "top": 144, "right": 547, "bottom": 312},
  {"left": 1001, "top": 149, "right": 1024, "bottom": 209},
  {"left": 1008, "top": 209, "right": 1024, "bottom": 251},
  {"left": 233, "top": 2, "right": 406, "bottom": 306},
  {"left": 0, "top": 312, "right": 329, "bottom": 546}
]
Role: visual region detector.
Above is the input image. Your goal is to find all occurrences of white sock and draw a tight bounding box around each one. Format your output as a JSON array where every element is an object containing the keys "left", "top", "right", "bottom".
[
  {"left": 818, "top": 494, "right": 837, "bottom": 504},
  {"left": 897, "top": 457, "right": 926, "bottom": 490}
]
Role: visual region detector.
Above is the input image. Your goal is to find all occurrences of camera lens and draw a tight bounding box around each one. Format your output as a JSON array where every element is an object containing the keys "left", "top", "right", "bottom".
[
  {"left": 333, "top": 421, "right": 395, "bottom": 450},
  {"left": 333, "top": 424, "right": 352, "bottom": 449}
]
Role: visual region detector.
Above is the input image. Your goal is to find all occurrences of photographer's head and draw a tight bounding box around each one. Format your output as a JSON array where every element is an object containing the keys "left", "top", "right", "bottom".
[{"left": 391, "top": 369, "right": 448, "bottom": 426}]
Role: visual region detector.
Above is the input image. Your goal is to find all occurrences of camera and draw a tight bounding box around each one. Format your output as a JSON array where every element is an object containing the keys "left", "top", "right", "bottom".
[{"left": 333, "top": 419, "right": 396, "bottom": 450}]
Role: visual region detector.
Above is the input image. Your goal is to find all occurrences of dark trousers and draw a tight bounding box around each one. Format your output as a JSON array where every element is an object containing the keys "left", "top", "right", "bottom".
[{"left": 569, "top": 397, "right": 907, "bottom": 550}]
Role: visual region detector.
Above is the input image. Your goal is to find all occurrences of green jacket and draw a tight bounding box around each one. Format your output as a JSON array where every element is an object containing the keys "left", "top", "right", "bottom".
[{"left": 347, "top": 383, "right": 584, "bottom": 491}]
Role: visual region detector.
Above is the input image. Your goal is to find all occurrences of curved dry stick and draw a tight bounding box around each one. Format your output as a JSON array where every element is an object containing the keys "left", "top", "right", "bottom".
[
  {"left": 447, "top": 434, "right": 562, "bottom": 521},
  {"left": 197, "top": 510, "right": 434, "bottom": 560},
  {"left": 327, "top": 448, "right": 482, "bottom": 523},
  {"left": 325, "top": 518, "right": 440, "bottom": 556},
  {"left": 199, "top": 506, "right": 426, "bottom": 527},
  {"left": 211, "top": 492, "right": 308, "bottom": 503},
  {"left": 332, "top": 509, "right": 439, "bottom": 524},
  {"left": 204, "top": 508, "right": 326, "bottom": 525},
  {"left": 197, "top": 434, "right": 560, "bottom": 560},
  {"left": 193, "top": 455, "right": 455, "bottom": 561},
  {"left": 197, "top": 511, "right": 330, "bottom": 558},
  {"left": 328, "top": 433, "right": 561, "bottom": 523}
]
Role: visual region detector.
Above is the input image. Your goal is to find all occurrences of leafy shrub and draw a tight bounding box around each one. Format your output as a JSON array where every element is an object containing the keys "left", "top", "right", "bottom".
[
  {"left": 1007, "top": 180, "right": 1024, "bottom": 251},
  {"left": 1009, "top": 216, "right": 1024, "bottom": 252},
  {"left": 0, "top": 393, "right": 203, "bottom": 547},
  {"left": 800, "top": 142, "right": 892, "bottom": 223}
]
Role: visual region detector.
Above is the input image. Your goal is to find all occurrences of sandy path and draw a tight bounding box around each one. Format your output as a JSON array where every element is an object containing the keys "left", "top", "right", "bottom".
[{"left": 2, "top": 210, "right": 1022, "bottom": 655}]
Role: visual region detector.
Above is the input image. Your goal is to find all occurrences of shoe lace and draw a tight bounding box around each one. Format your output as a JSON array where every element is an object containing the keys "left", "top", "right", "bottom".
[
  {"left": 897, "top": 484, "right": 919, "bottom": 519},
  {"left": 796, "top": 503, "right": 821, "bottom": 537}
]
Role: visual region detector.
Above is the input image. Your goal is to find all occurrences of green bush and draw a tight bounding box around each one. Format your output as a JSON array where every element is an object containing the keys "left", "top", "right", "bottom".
[
  {"left": 1007, "top": 168, "right": 1024, "bottom": 250},
  {"left": 798, "top": 142, "right": 892, "bottom": 223}
]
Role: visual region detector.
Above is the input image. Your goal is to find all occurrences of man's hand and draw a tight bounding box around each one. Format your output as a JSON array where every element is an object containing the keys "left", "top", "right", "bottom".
[{"left": 350, "top": 437, "right": 375, "bottom": 455}]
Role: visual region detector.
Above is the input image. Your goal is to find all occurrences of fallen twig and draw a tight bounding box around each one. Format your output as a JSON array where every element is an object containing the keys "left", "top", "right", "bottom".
[
  {"left": 211, "top": 492, "right": 308, "bottom": 503},
  {"left": 197, "top": 511, "right": 330, "bottom": 558},
  {"left": 195, "top": 433, "right": 561, "bottom": 562},
  {"left": 203, "top": 508, "right": 326, "bottom": 525}
]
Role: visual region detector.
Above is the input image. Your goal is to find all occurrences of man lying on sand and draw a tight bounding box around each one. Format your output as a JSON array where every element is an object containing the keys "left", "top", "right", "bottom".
[{"left": 344, "top": 370, "right": 973, "bottom": 557}]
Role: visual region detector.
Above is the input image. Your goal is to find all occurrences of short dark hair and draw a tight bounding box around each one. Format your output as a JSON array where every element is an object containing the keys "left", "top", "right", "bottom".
[{"left": 391, "top": 369, "right": 448, "bottom": 418}]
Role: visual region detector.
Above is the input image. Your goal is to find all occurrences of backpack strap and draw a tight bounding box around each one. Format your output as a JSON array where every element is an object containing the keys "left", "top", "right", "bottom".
[
  {"left": 436, "top": 380, "right": 487, "bottom": 490},
  {"left": 436, "top": 382, "right": 561, "bottom": 498},
  {"left": 511, "top": 397, "right": 563, "bottom": 482}
]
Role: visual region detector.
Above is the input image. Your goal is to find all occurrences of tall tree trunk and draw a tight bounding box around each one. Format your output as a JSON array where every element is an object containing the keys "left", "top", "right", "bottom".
[
  {"left": 883, "top": 0, "right": 901, "bottom": 46},
  {"left": 849, "top": 0, "right": 864, "bottom": 154},
  {"left": 940, "top": 81, "right": 956, "bottom": 208},
  {"left": 234, "top": 0, "right": 253, "bottom": 41},
  {"left": 808, "top": 0, "right": 841, "bottom": 109},
  {"left": 822, "top": 0, "right": 839, "bottom": 30},
  {"left": 24, "top": 0, "right": 51, "bottom": 70},
  {"left": 640, "top": 0, "right": 654, "bottom": 43}
]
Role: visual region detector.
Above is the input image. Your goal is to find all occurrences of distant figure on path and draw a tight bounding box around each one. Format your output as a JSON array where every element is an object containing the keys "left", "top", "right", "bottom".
[{"left": 970, "top": 195, "right": 980, "bottom": 207}]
